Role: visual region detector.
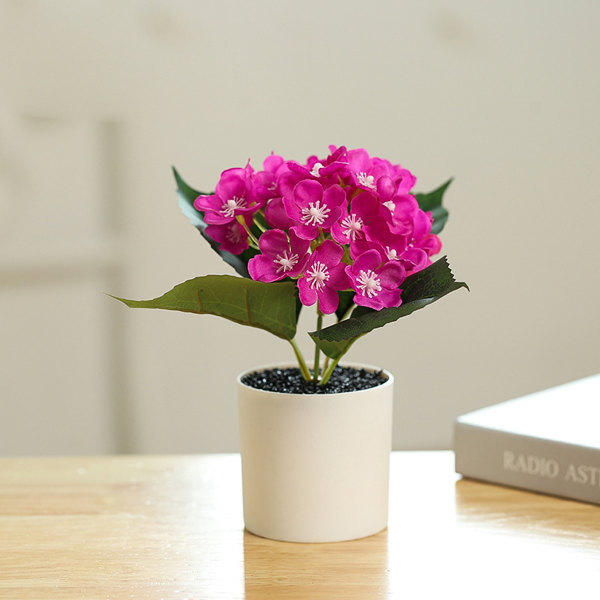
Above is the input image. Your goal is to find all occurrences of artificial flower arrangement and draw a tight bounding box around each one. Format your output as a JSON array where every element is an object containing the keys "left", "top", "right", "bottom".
[{"left": 114, "top": 145, "right": 467, "bottom": 387}]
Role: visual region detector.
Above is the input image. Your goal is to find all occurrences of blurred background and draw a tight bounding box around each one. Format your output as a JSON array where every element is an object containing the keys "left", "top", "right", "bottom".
[{"left": 1, "top": 0, "right": 598, "bottom": 455}]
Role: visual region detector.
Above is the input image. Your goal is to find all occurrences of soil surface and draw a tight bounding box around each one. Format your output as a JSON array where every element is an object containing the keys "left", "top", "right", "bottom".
[{"left": 240, "top": 366, "right": 388, "bottom": 394}]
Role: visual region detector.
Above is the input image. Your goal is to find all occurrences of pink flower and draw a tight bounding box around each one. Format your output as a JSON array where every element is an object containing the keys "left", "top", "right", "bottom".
[
  {"left": 248, "top": 229, "right": 310, "bottom": 282},
  {"left": 304, "top": 145, "right": 351, "bottom": 180},
  {"left": 205, "top": 216, "right": 252, "bottom": 255},
  {"left": 283, "top": 179, "right": 346, "bottom": 240},
  {"left": 194, "top": 165, "right": 261, "bottom": 225},
  {"left": 278, "top": 146, "right": 351, "bottom": 199},
  {"left": 297, "top": 240, "right": 349, "bottom": 314},
  {"left": 386, "top": 163, "right": 416, "bottom": 194},
  {"left": 331, "top": 191, "right": 381, "bottom": 246},
  {"left": 358, "top": 213, "right": 440, "bottom": 276},
  {"left": 345, "top": 249, "right": 405, "bottom": 310},
  {"left": 253, "top": 153, "right": 288, "bottom": 202},
  {"left": 362, "top": 231, "right": 430, "bottom": 276},
  {"left": 347, "top": 148, "right": 388, "bottom": 191},
  {"left": 380, "top": 193, "right": 416, "bottom": 234},
  {"left": 346, "top": 148, "right": 417, "bottom": 198}
]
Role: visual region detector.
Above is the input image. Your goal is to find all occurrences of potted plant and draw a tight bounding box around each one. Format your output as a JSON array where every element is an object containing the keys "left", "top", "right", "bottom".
[{"left": 113, "top": 145, "right": 467, "bottom": 542}]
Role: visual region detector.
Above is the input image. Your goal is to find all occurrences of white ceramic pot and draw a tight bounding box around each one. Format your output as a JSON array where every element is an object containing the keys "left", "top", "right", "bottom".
[{"left": 238, "top": 364, "right": 393, "bottom": 543}]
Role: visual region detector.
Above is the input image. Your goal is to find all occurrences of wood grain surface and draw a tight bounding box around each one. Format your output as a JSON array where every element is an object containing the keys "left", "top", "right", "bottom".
[{"left": 0, "top": 452, "right": 598, "bottom": 599}]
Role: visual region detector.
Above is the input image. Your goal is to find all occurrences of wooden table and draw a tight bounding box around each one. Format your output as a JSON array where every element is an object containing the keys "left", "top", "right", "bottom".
[{"left": 0, "top": 452, "right": 598, "bottom": 599}]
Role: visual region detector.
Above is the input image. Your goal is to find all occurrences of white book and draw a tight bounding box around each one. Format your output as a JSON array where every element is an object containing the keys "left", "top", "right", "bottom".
[{"left": 454, "top": 374, "right": 600, "bottom": 505}]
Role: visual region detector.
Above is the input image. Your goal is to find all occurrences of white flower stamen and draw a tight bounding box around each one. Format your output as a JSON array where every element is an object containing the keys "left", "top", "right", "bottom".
[
  {"left": 310, "top": 162, "right": 324, "bottom": 177},
  {"left": 301, "top": 200, "right": 331, "bottom": 227},
  {"left": 274, "top": 250, "right": 299, "bottom": 274},
  {"left": 386, "top": 246, "right": 399, "bottom": 261},
  {"left": 356, "top": 269, "right": 382, "bottom": 298},
  {"left": 383, "top": 200, "right": 395, "bottom": 213},
  {"left": 220, "top": 196, "right": 246, "bottom": 217},
  {"left": 341, "top": 214, "right": 364, "bottom": 241},
  {"left": 306, "top": 261, "right": 330, "bottom": 291},
  {"left": 225, "top": 223, "right": 244, "bottom": 244},
  {"left": 357, "top": 171, "right": 376, "bottom": 189}
]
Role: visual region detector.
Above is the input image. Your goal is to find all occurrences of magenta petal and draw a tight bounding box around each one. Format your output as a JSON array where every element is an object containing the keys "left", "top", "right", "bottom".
[
  {"left": 347, "top": 148, "right": 370, "bottom": 171},
  {"left": 291, "top": 223, "right": 319, "bottom": 241},
  {"left": 205, "top": 221, "right": 249, "bottom": 255},
  {"left": 279, "top": 171, "right": 301, "bottom": 199},
  {"left": 294, "top": 179, "right": 323, "bottom": 206},
  {"left": 288, "top": 161, "right": 309, "bottom": 174},
  {"left": 193, "top": 194, "right": 219, "bottom": 212},
  {"left": 353, "top": 291, "right": 383, "bottom": 310},
  {"left": 395, "top": 168, "right": 417, "bottom": 193},
  {"left": 265, "top": 197, "right": 295, "bottom": 229},
  {"left": 298, "top": 278, "right": 317, "bottom": 307},
  {"left": 263, "top": 154, "right": 284, "bottom": 172},
  {"left": 321, "top": 205, "right": 342, "bottom": 230},
  {"left": 402, "top": 247, "right": 428, "bottom": 273},
  {"left": 352, "top": 192, "right": 379, "bottom": 219},
  {"left": 313, "top": 239, "right": 344, "bottom": 267},
  {"left": 376, "top": 176, "right": 396, "bottom": 200},
  {"left": 250, "top": 228, "right": 311, "bottom": 280},
  {"left": 413, "top": 209, "right": 433, "bottom": 239},
  {"left": 364, "top": 218, "right": 393, "bottom": 243},
  {"left": 327, "top": 263, "right": 350, "bottom": 291},
  {"left": 258, "top": 229, "right": 288, "bottom": 256},
  {"left": 282, "top": 194, "right": 302, "bottom": 222},
  {"left": 318, "top": 287, "right": 339, "bottom": 314},
  {"left": 378, "top": 288, "right": 403, "bottom": 308},
  {"left": 202, "top": 211, "right": 233, "bottom": 225},
  {"left": 288, "top": 228, "right": 312, "bottom": 257},
  {"left": 392, "top": 194, "right": 418, "bottom": 219},
  {"left": 351, "top": 249, "right": 382, "bottom": 274},
  {"left": 248, "top": 254, "right": 282, "bottom": 282},
  {"left": 330, "top": 220, "right": 348, "bottom": 245},
  {"left": 378, "top": 261, "right": 405, "bottom": 289},
  {"left": 322, "top": 184, "right": 346, "bottom": 209},
  {"left": 418, "top": 234, "right": 442, "bottom": 256},
  {"left": 215, "top": 168, "right": 247, "bottom": 200},
  {"left": 349, "top": 236, "right": 378, "bottom": 261}
]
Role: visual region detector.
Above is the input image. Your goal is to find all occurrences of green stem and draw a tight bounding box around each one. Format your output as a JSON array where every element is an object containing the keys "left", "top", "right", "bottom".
[
  {"left": 319, "top": 355, "right": 342, "bottom": 386},
  {"left": 289, "top": 338, "right": 311, "bottom": 381},
  {"left": 253, "top": 212, "right": 268, "bottom": 233},
  {"left": 316, "top": 304, "right": 353, "bottom": 384},
  {"left": 312, "top": 308, "right": 323, "bottom": 381},
  {"left": 236, "top": 215, "right": 260, "bottom": 247}
]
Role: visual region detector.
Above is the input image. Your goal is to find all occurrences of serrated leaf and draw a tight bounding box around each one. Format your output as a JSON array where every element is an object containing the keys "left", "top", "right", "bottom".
[
  {"left": 415, "top": 178, "right": 452, "bottom": 235},
  {"left": 111, "top": 275, "right": 298, "bottom": 340},
  {"left": 173, "top": 167, "right": 257, "bottom": 278},
  {"left": 309, "top": 257, "right": 468, "bottom": 359}
]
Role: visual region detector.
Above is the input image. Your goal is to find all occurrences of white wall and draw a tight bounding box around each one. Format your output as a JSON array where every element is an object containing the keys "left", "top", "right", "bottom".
[{"left": 1, "top": 0, "right": 599, "bottom": 454}]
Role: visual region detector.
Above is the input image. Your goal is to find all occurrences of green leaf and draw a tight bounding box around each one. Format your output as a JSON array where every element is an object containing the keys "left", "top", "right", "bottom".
[
  {"left": 173, "top": 167, "right": 257, "bottom": 278},
  {"left": 309, "top": 257, "right": 468, "bottom": 359},
  {"left": 415, "top": 178, "right": 452, "bottom": 235},
  {"left": 111, "top": 275, "right": 299, "bottom": 340}
]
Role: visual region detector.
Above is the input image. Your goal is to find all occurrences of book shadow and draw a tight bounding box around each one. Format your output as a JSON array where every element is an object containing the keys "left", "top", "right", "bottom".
[{"left": 454, "top": 476, "right": 599, "bottom": 547}]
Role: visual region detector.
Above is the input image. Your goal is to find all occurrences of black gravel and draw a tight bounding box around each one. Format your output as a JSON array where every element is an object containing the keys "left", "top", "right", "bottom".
[{"left": 241, "top": 366, "right": 388, "bottom": 394}]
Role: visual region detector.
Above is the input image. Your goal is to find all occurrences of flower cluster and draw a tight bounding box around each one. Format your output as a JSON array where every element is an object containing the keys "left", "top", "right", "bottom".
[{"left": 194, "top": 146, "right": 442, "bottom": 314}]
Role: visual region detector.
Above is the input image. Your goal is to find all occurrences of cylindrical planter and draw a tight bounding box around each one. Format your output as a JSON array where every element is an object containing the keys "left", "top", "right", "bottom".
[{"left": 238, "top": 364, "right": 393, "bottom": 543}]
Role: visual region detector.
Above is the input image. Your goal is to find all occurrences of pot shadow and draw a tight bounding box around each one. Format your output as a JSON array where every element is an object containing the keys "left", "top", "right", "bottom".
[{"left": 242, "top": 527, "right": 390, "bottom": 598}]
